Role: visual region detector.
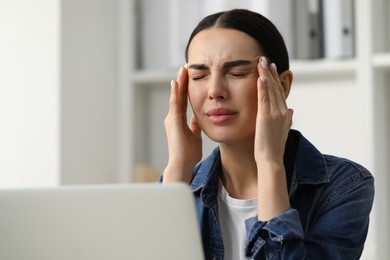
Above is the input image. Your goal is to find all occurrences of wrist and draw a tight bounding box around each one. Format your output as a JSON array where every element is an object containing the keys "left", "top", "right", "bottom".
[
  {"left": 256, "top": 161, "right": 290, "bottom": 221},
  {"left": 162, "top": 163, "right": 194, "bottom": 184},
  {"left": 256, "top": 159, "right": 285, "bottom": 174}
]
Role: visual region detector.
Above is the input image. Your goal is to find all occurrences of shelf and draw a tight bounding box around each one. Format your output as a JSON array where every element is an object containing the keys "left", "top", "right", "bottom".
[
  {"left": 133, "top": 69, "right": 177, "bottom": 86},
  {"left": 290, "top": 59, "right": 357, "bottom": 75},
  {"left": 373, "top": 53, "right": 390, "bottom": 68},
  {"left": 132, "top": 59, "right": 357, "bottom": 86}
]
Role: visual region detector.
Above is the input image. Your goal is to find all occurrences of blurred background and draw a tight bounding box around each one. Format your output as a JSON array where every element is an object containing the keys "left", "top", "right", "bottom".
[{"left": 0, "top": 0, "right": 389, "bottom": 258}]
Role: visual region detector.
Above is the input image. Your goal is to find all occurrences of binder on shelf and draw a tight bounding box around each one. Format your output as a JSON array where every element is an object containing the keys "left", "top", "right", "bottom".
[
  {"left": 322, "top": 0, "right": 354, "bottom": 59},
  {"left": 249, "top": 0, "right": 295, "bottom": 60},
  {"left": 293, "top": 0, "right": 324, "bottom": 60}
]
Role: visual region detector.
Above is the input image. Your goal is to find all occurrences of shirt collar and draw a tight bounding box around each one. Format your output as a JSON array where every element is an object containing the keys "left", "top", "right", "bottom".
[
  {"left": 291, "top": 129, "right": 330, "bottom": 185},
  {"left": 189, "top": 129, "right": 330, "bottom": 197},
  {"left": 190, "top": 146, "right": 221, "bottom": 193}
]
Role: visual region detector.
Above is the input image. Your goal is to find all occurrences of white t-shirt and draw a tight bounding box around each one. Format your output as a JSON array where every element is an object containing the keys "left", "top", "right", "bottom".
[{"left": 217, "top": 180, "right": 258, "bottom": 260}]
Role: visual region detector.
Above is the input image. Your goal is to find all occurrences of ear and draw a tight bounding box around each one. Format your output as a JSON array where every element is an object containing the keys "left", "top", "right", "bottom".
[{"left": 279, "top": 70, "right": 293, "bottom": 99}]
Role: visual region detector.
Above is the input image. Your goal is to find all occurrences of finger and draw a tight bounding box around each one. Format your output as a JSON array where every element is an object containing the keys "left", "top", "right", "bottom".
[
  {"left": 168, "top": 79, "right": 179, "bottom": 115},
  {"left": 260, "top": 57, "right": 289, "bottom": 114},
  {"left": 257, "top": 69, "right": 269, "bottom": 116},
  {"left": 259, "top": 57, "right": 277, "bottom": 113},
  {"left": 189, "top": 115, "right": 202, "bottom": 137},
  {"left": 269, "top": 63, "right": 281, "bottom": 87},
  {"left": 269, "top": 63, "right": 288, "bottom": 110},
  {"left": 177, "top": 66, "right": 189, "bottom": 122}
]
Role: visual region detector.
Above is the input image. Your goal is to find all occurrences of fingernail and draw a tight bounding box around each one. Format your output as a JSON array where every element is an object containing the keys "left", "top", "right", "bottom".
[
  {"left": 184, "top": 63, "right": 188, "bottom": 69},
  {"left": 260, "top": 75, "right": 266, "bottom": 82},
  {"left": 178, "top": 67, "right": 183, "bottom": 76},
  {"left": 170, "top": 80, "right": 174, "bottom": 88},
  {"left": 271, "top": 63, "right": 277, "bottom": 72},
  {"left": 261, "top": 57, "right": 268, "bottom": 69}
]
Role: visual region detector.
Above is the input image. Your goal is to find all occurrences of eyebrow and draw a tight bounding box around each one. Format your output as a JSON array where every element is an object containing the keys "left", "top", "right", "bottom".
[
  {"left": 223, "top": 60, "right": 253, "bottom": 69},
  {"left": 188, "top": 59, "right": 254, "bottom": 70}
]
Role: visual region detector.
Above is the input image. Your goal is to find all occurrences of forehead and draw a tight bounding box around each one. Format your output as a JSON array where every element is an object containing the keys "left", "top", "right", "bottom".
[{"left": 187, "top": 28, "right": 261, "bottom": 65}]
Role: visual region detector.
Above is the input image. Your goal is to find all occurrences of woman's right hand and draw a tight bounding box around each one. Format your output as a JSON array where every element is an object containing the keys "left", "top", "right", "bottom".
[{"left": 162, "top": 66, "right": 203, "bottom": 184}]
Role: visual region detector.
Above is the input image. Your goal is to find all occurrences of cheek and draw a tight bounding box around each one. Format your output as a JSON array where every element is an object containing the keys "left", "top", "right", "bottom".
[
  {"left": 241, "top": 83, "right": 258, "bottom": 114},
  {"left": 249, "top": 85, "right": 258, "bottom": 103},
  {"left": 237, "top": 80, "right": 258, "bottom": 100}
]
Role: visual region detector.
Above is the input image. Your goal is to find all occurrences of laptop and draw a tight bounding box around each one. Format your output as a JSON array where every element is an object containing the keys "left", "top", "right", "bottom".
[{"left": 0, "top": 183, "right": 204, "bottom": 260}]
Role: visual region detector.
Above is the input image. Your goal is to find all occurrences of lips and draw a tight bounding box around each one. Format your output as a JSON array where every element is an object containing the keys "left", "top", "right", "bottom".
[{"left": 206, "top": 108, "right": 237, "bottom": 124}]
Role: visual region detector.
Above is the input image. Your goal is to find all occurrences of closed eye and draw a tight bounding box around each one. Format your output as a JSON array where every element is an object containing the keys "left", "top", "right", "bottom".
[
  {"left": 230, "top": 72, "right": 248, "bottom": 78},
  {"left": 192, "top": 74, "right": 208, "bottom": 81}
]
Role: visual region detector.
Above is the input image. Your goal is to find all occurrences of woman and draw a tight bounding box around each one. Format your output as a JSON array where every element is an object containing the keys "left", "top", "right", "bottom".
[{"left": 161, "top": 9, "right": 374, "bottom": 260}]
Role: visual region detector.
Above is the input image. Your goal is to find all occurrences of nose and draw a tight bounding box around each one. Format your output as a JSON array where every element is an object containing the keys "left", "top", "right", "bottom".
[{"left": 208, "top": 74, "right": 228, "bottom": 100}]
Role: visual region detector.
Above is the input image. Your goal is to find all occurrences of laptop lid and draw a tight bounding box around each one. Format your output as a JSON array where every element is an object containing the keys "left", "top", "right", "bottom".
[{"left": 0, "top": 183, "right": 204, "bottom": 260}]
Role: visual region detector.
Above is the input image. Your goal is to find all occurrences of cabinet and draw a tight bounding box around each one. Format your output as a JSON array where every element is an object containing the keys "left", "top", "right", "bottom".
[{"left": 117, "top": 0, "right": 389, "bottom": 258}]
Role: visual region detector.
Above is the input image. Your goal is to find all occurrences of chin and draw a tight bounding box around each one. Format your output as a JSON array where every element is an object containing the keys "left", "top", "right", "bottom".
[
  {"left": 203, "top": 129, "right": 230, "bottom": 143},
  {"left": 204, "top": 129, "right": 253, "bottom": 145}
]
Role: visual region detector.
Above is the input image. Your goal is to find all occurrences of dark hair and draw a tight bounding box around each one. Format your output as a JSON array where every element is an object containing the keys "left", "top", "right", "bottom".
[{"left": 185, "top": 9, "right": 289, "bottom": 74}]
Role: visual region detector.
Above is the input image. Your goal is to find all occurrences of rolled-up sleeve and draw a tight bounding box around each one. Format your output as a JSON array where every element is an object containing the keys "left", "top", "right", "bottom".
[{"left": 244, "top": 208, "right": 305, "bottom": 259}]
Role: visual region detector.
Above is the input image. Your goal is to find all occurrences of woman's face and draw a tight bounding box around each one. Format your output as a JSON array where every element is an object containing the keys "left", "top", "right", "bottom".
[{"left": 187, "top": 28, "right": 262, "bottom": 144}]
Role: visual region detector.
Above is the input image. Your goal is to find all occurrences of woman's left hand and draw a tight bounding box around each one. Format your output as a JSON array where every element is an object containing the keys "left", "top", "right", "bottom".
[
  {"left": 255, "top": 56, "right": 293, "bottom": 221},
  {"left": 254, "top": 56, "right": 293, "bottom": 165}
]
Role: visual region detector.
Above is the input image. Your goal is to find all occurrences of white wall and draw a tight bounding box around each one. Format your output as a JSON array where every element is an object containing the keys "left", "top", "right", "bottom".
[
  {"left": 60, "top": 0, "right": 118, "bottom": 184},
  {"left": 0, "top": 0, "right": 120, "bottom": 188},
  {"left": 289, "top": 73, "right": 366, "bottom": 166},
  {"left": 0, "top": 0, "right": 60, "bottom": 188}
]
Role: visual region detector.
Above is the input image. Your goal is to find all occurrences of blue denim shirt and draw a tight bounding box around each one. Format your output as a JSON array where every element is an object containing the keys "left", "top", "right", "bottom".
[{"left": 184, "top": 129, "right": 374, "bottom": 260}]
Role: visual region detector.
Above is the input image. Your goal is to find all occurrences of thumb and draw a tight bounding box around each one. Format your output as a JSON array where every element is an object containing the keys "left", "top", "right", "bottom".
[
  {"left": 288, "top": 108, "right": 294, "bottom": 128},
  {"left": 189, "top": 115, "right": 202, "bottom": 137}
]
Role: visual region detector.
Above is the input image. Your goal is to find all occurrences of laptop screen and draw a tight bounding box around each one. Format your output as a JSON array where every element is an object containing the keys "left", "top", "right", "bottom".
[{"left": 0, "top": 183, "right": 204, "bottom": 260}]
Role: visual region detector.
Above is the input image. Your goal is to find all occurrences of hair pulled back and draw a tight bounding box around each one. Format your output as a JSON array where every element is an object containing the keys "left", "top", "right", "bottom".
[{"left": 185, "top": 9, "right": 289, "bottom": 74}]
